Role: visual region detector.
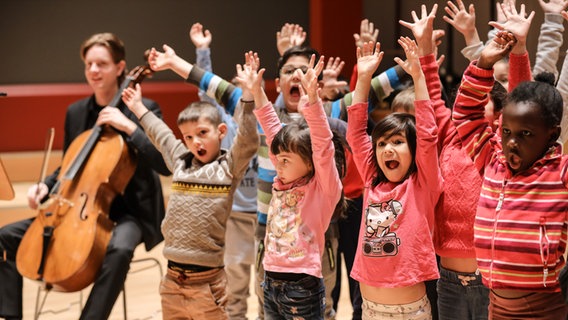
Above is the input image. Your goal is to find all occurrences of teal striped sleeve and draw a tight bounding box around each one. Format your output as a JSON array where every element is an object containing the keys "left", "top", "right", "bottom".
[
  {"left": 331, "top": 64, "right": 408, "bottom": 120},
  {"left": 185, "top": 65, "right": 242, "bottom": 116}
]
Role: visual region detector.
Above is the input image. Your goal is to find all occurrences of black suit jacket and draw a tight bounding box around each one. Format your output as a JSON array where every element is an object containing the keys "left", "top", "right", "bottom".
[{"left": 44, "top": 95, "right": 170, "bottom": 251}]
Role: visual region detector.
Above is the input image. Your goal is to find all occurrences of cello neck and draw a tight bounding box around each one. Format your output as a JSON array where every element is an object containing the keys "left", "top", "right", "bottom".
[
  {"left": 59, "top": 65, "right": 153, "bottom": 184},
  {"left": 61, "top": 126, "right": 102, "bottom": 181},
  {"left": 107, "top": 77, "right": 133, "bottom": 108}
]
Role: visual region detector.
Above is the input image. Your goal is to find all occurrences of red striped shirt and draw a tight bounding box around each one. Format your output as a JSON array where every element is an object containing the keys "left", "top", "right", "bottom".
[{"left": 453, "top": 61, "right": 568, "bottom": 292}]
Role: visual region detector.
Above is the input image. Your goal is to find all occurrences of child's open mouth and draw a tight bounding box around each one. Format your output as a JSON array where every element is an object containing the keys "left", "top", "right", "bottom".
[
  {"left": 197, "top": 149, "right": 206, "bottom": 156},
  {"left": 508, "top": 153, "right": 522, "bottom": 170},
  {"left": 386, "top": 160, "right": 399, "bottom": 169},
  {"left": 290, "top": 86, "right": 300, "bottom": 97}
]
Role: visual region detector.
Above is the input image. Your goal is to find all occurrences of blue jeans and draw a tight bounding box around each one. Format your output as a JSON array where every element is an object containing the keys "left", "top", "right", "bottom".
[
  {"left": 436, "top": 265, "right": 489, "bottom": 320},
  {"left": 263, "top": 272, "right": 325, "bottom": 320}
]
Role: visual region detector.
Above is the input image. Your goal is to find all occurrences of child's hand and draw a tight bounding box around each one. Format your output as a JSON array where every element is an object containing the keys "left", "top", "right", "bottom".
[
  {"left": 563, "top": 9, "right": 568, "bottom": 20},
  {"left": 538, "top": 0, "right": 568, "bottom": 14},
  {"left": 443, "top": 0, "right": 480, "bottom": 46},
  {"left": 189, "top": 23, "right": 212, "bottom": 49},
  {"left": 399, "top": 4, "right": 438, "bottom": 56},
  {"left": 432, "top": 29, "right": 446, "bottom": 62},
  {"left": 489, "top": 1, "right": 534, "bottom": 49},
  {"left": 352, "top": 42, "right": 383, "bottom": 105},
  {"left": 235, "top": 51, "right": 265, "bottom": 99},
  {"left": 496, "top": 0, "right": 511, "bottom": 24},
  {"left": 356, "top": 41, "right": 384, "bottom": 80},
  {"left": 353, "top": 19, "right": 379, "bottom": 49},
  {"left": 148, "top": 45, "right": 177, "bottom": 72},
  {"left": 478, "top": 30, "right": 517, "bottom": 69},
  {"left": 319, "top": 57, "right": 348, "bottom": 101},
  {"left": 394, "top": 37, "right": 422, "bottom": 80},
  {"left": 122, "top": 84, "right": 144, "bottom": 113},
  {"left": 276, "top": 23, "right": 306, "bottom": 56},
  {"left": 296, "top": 54, "right": 324, "bottom": 107}
]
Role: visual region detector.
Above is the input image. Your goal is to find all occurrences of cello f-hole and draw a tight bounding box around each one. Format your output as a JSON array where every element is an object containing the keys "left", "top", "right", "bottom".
[{"left": 79, "top": 193, "right": 88, "bottom": 220}]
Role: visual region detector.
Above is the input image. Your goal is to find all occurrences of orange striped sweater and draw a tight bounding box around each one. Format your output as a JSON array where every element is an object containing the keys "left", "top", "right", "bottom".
[{"left": 452, "top": 61, "right": 568, "bottom": 292}]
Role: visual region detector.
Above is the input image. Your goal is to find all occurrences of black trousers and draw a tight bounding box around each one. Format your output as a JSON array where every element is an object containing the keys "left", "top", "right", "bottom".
[
  {"left": 0, "top": 215, "right": 142, "bottom": 320},
  {"left": 331, "top": 196, "right": 363, "bottom": 320}
]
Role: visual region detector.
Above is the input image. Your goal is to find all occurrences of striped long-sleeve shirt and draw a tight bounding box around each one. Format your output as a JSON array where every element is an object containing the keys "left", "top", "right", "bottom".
[{"left": 452, "top": 61, "right": 568, "bottom": 292}]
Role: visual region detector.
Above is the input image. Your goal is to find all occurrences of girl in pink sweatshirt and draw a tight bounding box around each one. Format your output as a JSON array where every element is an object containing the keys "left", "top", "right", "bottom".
[
  {"left": 236, "top": 51, "right": 344, "bottom": 319},
  {"left": 347, "top": 36, "right": 442, "bottom": 319}
]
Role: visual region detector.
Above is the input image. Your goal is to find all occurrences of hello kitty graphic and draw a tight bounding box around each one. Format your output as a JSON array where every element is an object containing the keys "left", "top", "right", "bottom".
[{"left": 362, "top": 199, "right": 402, "bottom": 257}]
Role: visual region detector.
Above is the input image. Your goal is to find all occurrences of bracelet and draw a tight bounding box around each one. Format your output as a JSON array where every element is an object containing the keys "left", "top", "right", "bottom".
[
  {"left": 138, "top": 110, "right": 151, "bottom": 121},
  {"left": 240, "top": 99, "right": 254, "bottom": 103}
]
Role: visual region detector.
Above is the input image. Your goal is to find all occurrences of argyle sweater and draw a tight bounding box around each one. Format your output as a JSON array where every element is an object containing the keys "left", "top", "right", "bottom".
[
  {"left": 453, "top": 61, "right": 568, "bottom": 292},
  {"left": 139, "top": 102, "right": 258, "bottom": 267}
]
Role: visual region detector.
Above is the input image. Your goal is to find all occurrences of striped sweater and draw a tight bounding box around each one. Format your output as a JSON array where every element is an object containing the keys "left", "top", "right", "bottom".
[{"left": 452, "top": 61, "right": 568, "bottom": 292}]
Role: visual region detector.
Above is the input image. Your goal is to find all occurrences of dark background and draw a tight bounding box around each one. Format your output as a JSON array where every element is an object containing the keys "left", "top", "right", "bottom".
[
  {"left": 1, "top": 0, "right": 564, "bottom": 85},
  {"left": 0, "top": 0, "right": 566, "bottom": 152}
]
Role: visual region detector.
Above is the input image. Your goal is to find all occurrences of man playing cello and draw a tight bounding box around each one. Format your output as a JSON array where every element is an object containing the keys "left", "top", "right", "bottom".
[{"left": 0, "top": 32, "right": 169, "bottom": 320}]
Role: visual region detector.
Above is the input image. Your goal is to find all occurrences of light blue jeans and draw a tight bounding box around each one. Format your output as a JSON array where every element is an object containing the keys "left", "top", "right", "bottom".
[{"left": 436, "top": 265, "right": 489, "bottom": 320}]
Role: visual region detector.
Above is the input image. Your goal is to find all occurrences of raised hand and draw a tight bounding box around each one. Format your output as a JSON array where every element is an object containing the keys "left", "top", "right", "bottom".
[
  {"left": 289, "top": 25, "right": 306, "bottom": 47},
  {"left": 356, "top": 42, "right": 384, "bottom": 80},
  {"left": 496, "top": 0, "right": 513, "bottom": 24},
  {"left": 276, "top": 23, "right": 307, "bottom": 56},
  {"left": 235, "top": 51, "right": 262, "bottom": 94},
  {"left": 537, "top": 0, "right": 568, "bottom": 14},
  {"left": 235, "top": 51, "right": 267, "bottom": 107},
  {"left": 189, "top": 23, "right": 212, "bottom": 49},
  {"left": 352, "top": 42, "right": 383, "bottom": 104},
  {"left": 563, "top": 8, "right": 568, "bottom": 20},
  {"left": 478, "top": 30, "right": 517, "bottom": 69},
  {"left": 353, "top": 19, "right": 379, "bottom": 49},
  {"left": 443, "top": 0, "right": 480, "bottom": 46},
  {"left": 296, "top": 54, "right": 325, "bottom": 108},
  {"left": 395, "top": 37, "right": 430, "bottom": 101},
  {"left": 148, "top": 45, "right": 178, "bottom": 72},
  {"left": 320, "top": 57, "right": 348, "bottom": 101},
  {"left": 489, "top": 1, "right": 534, "bottom": 48},
  {"left": 394, "top": 37, "right": 422, "bottom": 80},
  {"left": 122, "top": 83, "right": 142, "bottom": 110},
  {"left": 399, "top": 4, "right": 438, "bottom": 56}
]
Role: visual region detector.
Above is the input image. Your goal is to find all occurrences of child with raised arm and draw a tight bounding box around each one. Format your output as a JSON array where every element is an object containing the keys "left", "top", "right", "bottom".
[
  {"left": 236, "top": 51, "right": 343, "bottom": 319},
  {"left": 121, "top": 67, "right": 259, "bottom": 319},
  {"left": 148, "top": 39, "right": 357, "bottom": 319},
  {"left": 401, "top": 4, "right": 489, "bottom": 319},
  {"left": 452, "top": 30, "right": 568, "bottom": 319},
  {"left": 348, "top": 37, "right": 442, "bottom": 319},
  {"left": 189, "top": 22, "right": 260, "bottom": 320}
]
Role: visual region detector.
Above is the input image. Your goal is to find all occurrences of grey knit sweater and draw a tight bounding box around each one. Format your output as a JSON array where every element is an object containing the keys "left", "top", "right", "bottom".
[{"left": 139, "top": 101, "right": 259, "bottom": 267}]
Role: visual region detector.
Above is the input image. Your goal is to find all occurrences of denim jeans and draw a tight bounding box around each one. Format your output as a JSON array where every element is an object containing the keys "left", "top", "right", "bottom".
[
  {"left": 436, "top": 266, "right": 489, "bottom": 320},
  {"left": 263, "top": 273, "right": 325, "bottom": 320}
]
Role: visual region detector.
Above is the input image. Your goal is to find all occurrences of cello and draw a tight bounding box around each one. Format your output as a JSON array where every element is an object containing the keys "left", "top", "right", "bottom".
[{"left": 16, "top": 65, "right": 153, "bottom": 292}]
